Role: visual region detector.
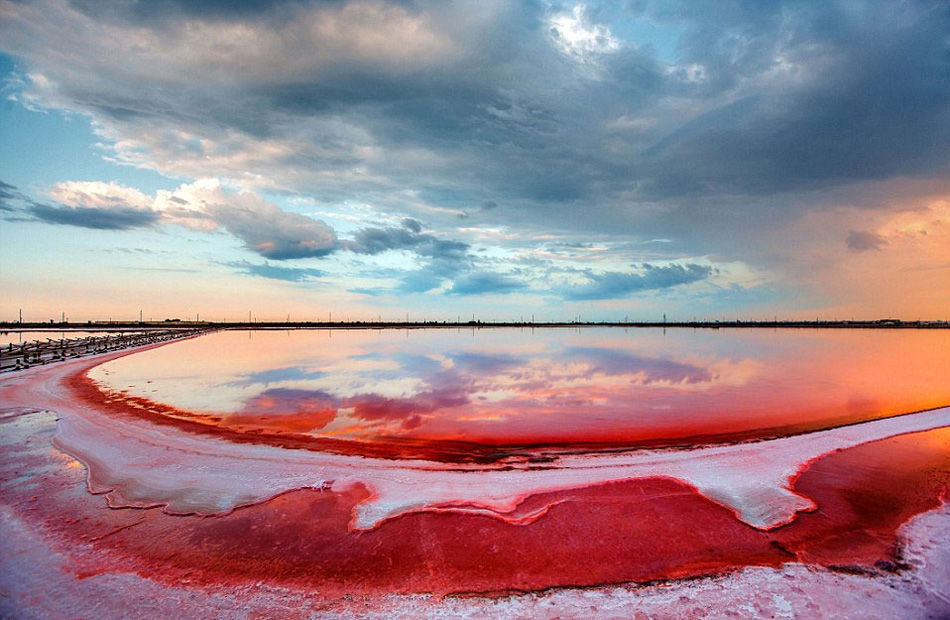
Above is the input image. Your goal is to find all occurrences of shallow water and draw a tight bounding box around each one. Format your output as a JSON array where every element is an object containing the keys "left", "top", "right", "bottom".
[{"left": 87, "top": 327, "right": 950, "bottom": 453}]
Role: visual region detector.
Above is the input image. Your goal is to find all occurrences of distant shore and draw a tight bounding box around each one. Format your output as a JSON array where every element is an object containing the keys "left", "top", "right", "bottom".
[{"left": 1, "top": 318, "right": 948, "bottom": 331}]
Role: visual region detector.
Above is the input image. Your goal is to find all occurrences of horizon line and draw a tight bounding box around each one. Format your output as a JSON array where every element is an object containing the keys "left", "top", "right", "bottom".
[{"left": 2, "top": 318, "right": 949, "bottom": 330}]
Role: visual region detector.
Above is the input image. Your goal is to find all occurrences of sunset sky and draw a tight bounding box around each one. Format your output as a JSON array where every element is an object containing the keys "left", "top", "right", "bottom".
[{"left": 1, "top": 0, "right": 947, "bottom": 322}]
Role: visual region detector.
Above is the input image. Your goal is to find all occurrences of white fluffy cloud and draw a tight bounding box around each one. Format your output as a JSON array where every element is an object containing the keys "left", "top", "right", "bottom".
[
  {"left": 156, "top": 180, "right": 340, "bottom": 259},
  {"left": 46, "top": 178, "right": 339, "bottom": 258},
  {"left": 547, "top": 5, "right": 620, "bottom": 60},
  {"left": 50, "top": 180, "right": 153, "bottom": 210}
]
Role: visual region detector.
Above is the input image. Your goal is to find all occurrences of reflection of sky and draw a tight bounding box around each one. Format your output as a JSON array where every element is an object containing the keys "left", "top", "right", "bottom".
[{"left": 89, "top": 328, "right": 950, "bottom": 446}]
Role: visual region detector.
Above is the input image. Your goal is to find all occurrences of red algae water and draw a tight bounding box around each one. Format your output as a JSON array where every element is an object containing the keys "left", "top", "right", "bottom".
[{"left": 1, "top": 327, "right": 948, "bottom": 617}]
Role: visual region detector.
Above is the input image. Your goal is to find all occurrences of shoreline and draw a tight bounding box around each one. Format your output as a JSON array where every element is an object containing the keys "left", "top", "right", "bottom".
[
  {"left": 2, "top": 319, "right": 949, "bottom": 331},
  {"left": 0, "top": 329, "right": 214, "bottom": 373}
]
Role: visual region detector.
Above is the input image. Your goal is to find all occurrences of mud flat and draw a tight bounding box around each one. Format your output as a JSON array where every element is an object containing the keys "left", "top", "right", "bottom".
[{"left": 1, "top": 343, "right": 948, "bottom": 617}]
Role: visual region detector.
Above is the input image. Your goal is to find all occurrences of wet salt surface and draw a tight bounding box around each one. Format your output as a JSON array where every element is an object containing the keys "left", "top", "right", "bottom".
[{"left": 1, "top": 329, "right": 948, "bottom": 614}]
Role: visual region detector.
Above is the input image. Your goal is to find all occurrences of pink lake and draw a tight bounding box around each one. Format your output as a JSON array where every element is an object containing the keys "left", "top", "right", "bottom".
[{"left": 84, "top": 327, "right": 950, "bottom": 460}]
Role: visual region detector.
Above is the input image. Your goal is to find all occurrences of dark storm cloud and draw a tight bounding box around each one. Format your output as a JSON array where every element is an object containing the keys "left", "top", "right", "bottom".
[
  {"left": 7, "top": 1, "right": 944, "bottom": 211},
  {"left": 563, "top": 263, "right": 713, "bottom": 301},
  {"left": 29, "top": 203, "right": 159, "bottom": 230},
  {"left": 636, "top": 1, "right": 949, "bottom": 199}
]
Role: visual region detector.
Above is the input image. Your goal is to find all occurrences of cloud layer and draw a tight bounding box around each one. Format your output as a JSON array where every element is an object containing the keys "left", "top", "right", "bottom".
[
  {"left": 1, "top": 0, "right": 948, "bottom": 316},
  {"left": 564, "top": 264, "right": 715, "bottom": 301},
  {"left": 4, "top": 0, "right": 945, "bottom": 216}
]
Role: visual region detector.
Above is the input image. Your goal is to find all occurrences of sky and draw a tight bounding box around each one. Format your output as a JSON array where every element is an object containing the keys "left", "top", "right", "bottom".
[{"left": 0, "top": 0, "right": 948, "bottom": 323}]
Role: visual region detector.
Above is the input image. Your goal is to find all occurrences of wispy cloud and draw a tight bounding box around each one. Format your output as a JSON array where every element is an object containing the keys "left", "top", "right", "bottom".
[
  {"left": 29, "top": 203, "right": 160, "bottom": 230},
  {"left": 563, "top": 263, "right": 714, "bottom": 300},
  {"left": 227, "top": 260, "right": 325, "bottom": 282},
  {"left": 0, "top": 180, "right": 20, "bottom": 210},
  {"left": 447, "top": 272, "right": 526, "bottom": 296}
]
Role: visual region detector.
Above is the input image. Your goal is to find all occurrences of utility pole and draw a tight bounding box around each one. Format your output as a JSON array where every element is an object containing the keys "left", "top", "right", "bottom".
[{"left": 19, "top": 308, "right": 22, "bottom": 324}]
